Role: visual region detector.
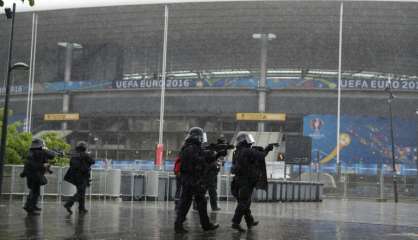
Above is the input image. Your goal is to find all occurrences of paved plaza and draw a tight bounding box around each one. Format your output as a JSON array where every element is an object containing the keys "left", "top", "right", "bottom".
[{"left": 0, "top": 198, "right": 417, "bottom": 239}]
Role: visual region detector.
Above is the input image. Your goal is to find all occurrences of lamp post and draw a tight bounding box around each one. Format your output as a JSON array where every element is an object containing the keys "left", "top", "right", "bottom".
[
  {"left": 252, "top": 33, "right": 276, "bottom": 132},
  {"left": 386, "top": 75, "right": 398, "bottom": 203},
  {"left": 0, "top": 3, "right": 30, "bottom": 194},
  {"left": 156, "top": 5, "right": 169, "bottom": 170}
]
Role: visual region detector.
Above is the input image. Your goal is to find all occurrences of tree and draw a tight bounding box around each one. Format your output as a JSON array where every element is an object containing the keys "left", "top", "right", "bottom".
[
  {"left": 5, "top": 122, "right": 31, "bottom": 164},
  {"left": 0, "top": 109, "right": 31, "bottom": 165},
  {"left": 0, "top": 108, "right": 71, "bottom": 166}
]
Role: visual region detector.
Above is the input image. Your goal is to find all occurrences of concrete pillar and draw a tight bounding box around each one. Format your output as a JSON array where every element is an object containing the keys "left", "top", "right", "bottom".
[
  {"left": 62, "top": 44, "right": 73, "bottom": 131},
  {"left": 256, "top": 34, "right": 275, "bottom": 132}
]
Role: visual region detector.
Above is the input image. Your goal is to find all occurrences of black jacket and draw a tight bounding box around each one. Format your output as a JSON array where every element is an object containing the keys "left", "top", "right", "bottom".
[
  {"left": 179, "top": 139, "right": 211, "bottom": 185},
  {"left": 231, "top": 146, "right": 268, "bottom": 190},
  {"left": 64, "top": 150, "right": 95, "bottom": 186},
  {"left": 22, "top": 148, "right": 56, "bottom": 185}
]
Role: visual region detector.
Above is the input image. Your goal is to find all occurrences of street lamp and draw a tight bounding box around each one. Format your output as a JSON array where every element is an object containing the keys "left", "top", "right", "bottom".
[
  {"left": 385, "top": 75, "right": 398, "bottom": 203},
  {"left": 0, "top": 3, "right": 30, "bottom": 194},
  {"left": 252, "top": 33, "right": 276, "bottom": 132}
]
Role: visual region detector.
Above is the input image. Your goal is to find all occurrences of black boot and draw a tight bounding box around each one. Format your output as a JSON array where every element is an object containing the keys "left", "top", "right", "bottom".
[
  {"left": 33, "top": 206, "right": 42, "bottom": 211},
  {"left": 64, "top": 202, "right": 73, "bottom": 215},
  {"left": 175, "top": 223, "right": 188, "bottom": 234},
  {"left": 212, "top": 207, "right": 221, "bottom": 211},
  {"left": 27, "top": 211, "right": 40, "bottom": 216},
  {"left": 203, "top": 222, "right": 219, "bottom": 231},
  {"left": 23, "top": 206, "right": 40, "bottom": 215},
  {"left": 79, "top": 208, "right": 88, "bottom": 214},
  {"left": 232, "top": 223, "right": 246, "bottom": 232},
  {"left": 247, "top": 220, "right": 259, "bottom": 229}
]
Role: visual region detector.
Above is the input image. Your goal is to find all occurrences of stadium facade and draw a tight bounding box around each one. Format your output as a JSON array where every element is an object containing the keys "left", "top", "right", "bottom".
[{"left": 0, "top": 1, "right": 417, "bottom": 177}]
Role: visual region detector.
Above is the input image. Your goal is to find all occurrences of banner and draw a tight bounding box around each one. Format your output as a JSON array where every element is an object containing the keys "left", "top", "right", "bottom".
[
  {"left": 0, "top": 85, "right": 27, "bottom": 94},
  {"left": 303, "top": 114, "right": 417, "bottom": 175},
  {"left": 113, "top": 79, "right": 193, "bottom": 89},
  {"left": 3, "top": 77, "right": 418, "bottom": 95},
  {"left": 44, "top": 80, "right": 113, "bottom": 92},
  {"left": 341, "top": 79, "right": 418, "bottom": 91}
]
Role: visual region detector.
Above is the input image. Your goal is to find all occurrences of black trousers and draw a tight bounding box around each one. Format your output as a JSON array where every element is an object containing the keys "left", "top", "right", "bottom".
[
  {"left": 174, "top": 175, "right": 182, "bottom": 212},
  {"left": 193, "top": 174, "right": 218, "bottom": 210},
  {"left": 65, "top": 182, "right": 87, "bottom": 210},
  {"left": 232, "top": 183, "right": 255, "bottom": 225},
  {"left": 207, "top": 174, "right": 219, "bottom": 209},
  {"left": 25, "top": 181, "right": 41, "bottom": 211},
  {"left": 175, "top": 179, "right": 210, "bottom": 228}
]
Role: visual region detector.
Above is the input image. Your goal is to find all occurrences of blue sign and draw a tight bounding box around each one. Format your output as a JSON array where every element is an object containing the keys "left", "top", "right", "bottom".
[{"left": 303, "top": 114, "right": 417, "bottom": 175}]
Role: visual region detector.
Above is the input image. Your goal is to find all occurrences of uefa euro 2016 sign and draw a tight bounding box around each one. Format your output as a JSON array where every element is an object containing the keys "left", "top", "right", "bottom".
[
  {"left": 113, "top": 79, "right": 192, "bottom": 89},
  {"left": 340, "top": 79, "right": 418, "bottom": 90}
]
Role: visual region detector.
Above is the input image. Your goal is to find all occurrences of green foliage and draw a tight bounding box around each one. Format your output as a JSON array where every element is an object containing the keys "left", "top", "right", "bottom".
[
  {"left": 5, "top": 122, "right": 32, "bottom": 165},
  {"left": 40, "top": 132, "right": 71, "bottom": 166},
  {"left": 0, "top": 108, "right": 70, "bottom": 166},
  {"left": 0, "top": 109, "right": 31, "bottom": 165}
]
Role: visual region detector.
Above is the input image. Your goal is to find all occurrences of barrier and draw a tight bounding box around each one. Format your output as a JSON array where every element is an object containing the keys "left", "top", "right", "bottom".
[{"left": 2, "top": 165, "right": 323, "bottom": 202}]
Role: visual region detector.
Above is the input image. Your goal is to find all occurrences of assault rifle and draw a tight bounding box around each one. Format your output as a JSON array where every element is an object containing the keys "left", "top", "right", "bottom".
[
  {"left": 205, "top": 142, "right": 235, "bottom": 156},
  {"left": 252, "top": 143, "right": 279, "bottom": 153}
]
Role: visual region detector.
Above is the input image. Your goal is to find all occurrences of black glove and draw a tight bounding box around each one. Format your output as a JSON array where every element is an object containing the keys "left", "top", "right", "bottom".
[{"left": 265, "top": 145, "right": 274, "bottom": 152}]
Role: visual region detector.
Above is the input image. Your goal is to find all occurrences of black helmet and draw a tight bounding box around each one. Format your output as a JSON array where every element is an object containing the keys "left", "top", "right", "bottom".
[
  {"left": 30, "top": 138, "right": 45, "bottom": 149},
  {"left": 185, "top": 127, "right": 207, "bottom": 143},
  {"left": 236, "top": 132, "right": 255, "bottom": 146},
  {"left": 76, "top": 141, "right": 88, "bottom": 152}
]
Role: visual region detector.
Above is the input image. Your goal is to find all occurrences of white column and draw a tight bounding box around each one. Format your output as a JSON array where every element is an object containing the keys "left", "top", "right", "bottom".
[
  {"left": 25, "top": 13, "right": 38, "bottom": 132},
  {"left": 258, "top": 35, "right": 268, "bottom": 132},
  {"left": 158, "top": 5, "right": 169, "bottom": 145}
]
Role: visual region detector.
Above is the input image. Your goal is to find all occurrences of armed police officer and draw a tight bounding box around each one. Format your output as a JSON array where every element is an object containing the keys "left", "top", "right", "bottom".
[
  {"left": 174, "top": 127, "right": 219, "bottom": 233},
  {"left": 64, "top": 142, "right": 95, "bottom": 214},
  {"left": 21, "top": 138, "right": 58, "bottom": 215},
  {"left": 230, "top": 132, "right": 275, "bottom": 232},
  {"left": 193, "top": 135, "right": 233, "bottom": 211}
]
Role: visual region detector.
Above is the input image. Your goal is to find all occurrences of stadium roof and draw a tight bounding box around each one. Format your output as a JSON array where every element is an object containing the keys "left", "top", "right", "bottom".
[
  {"left": 1, "top": 0, "right": 417, "bottom": 12},
  {"left": 0, "top": 1, "right": 417, "bottom": 76}
]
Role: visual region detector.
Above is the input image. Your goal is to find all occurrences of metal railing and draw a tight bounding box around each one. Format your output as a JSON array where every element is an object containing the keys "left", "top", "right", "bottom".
[{"left": 2, "top": 165, "right": 323, "bottom": 202}]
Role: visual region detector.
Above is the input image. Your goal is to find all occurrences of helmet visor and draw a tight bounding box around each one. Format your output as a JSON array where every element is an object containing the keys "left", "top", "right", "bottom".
[
  {"left": 202, "top": 133, "right": 208, "bottom": 143},
  {"left": 247, "top": 134, "right": 255, "bottom": 144}
]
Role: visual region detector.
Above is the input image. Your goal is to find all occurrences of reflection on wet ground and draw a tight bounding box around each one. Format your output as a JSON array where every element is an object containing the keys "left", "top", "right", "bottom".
[{"left": 0, "top": 199, "right": 417, "bottom": 239}]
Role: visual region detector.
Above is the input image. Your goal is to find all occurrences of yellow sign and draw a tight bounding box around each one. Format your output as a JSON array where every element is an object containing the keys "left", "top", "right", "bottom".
[
  {"left": 236, "top": 113, "right": 286, "bottom": 121},
  {"left": 44, "top": 113, "right": 80, "bottom": 121}
]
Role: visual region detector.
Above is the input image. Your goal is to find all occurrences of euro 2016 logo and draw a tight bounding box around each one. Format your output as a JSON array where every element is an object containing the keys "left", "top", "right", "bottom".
[{"left": 310, "top": 118, "right": 323, "bottom": 133}]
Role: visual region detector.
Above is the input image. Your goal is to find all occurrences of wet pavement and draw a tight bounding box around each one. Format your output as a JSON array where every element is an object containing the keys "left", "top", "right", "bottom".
[{"left": 0, "top": 198, "right": 417, "bottom": 239}]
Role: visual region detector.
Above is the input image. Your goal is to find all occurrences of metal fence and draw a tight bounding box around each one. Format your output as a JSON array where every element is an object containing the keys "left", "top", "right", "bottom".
[{"left": 2, "top": 165, "right": 323, "bottom": 202}]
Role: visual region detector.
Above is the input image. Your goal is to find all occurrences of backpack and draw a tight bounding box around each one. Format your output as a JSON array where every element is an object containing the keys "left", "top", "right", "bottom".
[{"left": 173, "top": 155, "right": 181, "bottom": 176}]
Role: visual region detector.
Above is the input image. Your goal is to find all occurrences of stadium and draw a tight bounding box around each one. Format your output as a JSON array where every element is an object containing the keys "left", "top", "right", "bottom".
[{"left": 1, "top": 0, "right": 417, "bottom": 199}]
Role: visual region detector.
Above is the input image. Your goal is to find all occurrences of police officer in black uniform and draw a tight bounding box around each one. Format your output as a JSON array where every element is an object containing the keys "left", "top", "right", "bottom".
[
  {"left": 64, "top": 141, "right": 95, "bottom": 214},
  {"left": 193, "top": 135, "right": 229, "bottom": 211},
  {"left": 230, "top": 132, "right": 274, "bottom": 232},
  {"left": 174, "top": 127, "right": 219, "bottom": 233},
  {"left": 21, "top": 138, "right": 57, "bottom": 215},
  {"left": 205, "top": 144, "right": 222, "bottom": 211}
]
